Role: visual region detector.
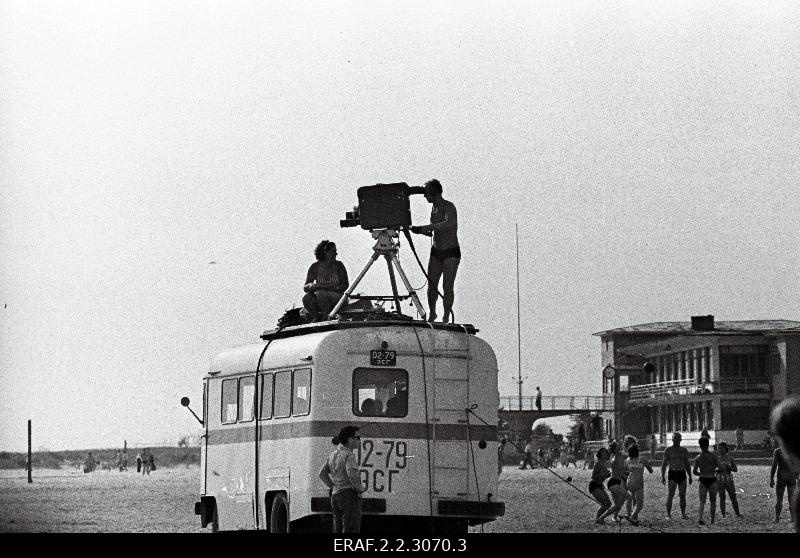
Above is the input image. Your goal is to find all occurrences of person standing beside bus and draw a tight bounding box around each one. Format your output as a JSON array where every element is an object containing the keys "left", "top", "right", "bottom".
[
  {"left": 410, "top": 179, "right": 459, "bottom": 323},
  {"left": 303, "top": 240, "right": 349, "bottom": 322},
  {"left": 319, "top": 426, "right": 366, "bottom": 533}
]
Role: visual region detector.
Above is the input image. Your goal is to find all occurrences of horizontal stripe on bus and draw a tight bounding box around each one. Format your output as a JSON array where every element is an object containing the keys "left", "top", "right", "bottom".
[{"left": 206, "top": 420, "right": 497, "bottom": 446}]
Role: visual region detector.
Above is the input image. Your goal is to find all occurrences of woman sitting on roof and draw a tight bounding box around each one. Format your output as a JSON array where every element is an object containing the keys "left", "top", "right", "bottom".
[{"left": 302, "top": 240, "right": 349, "bottom": 322}]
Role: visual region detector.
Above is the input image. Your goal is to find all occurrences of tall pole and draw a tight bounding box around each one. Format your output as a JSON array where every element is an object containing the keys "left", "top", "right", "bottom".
[
  {"left": 516, "top": 223, "right": 522, "bottom": 411},
  {"left": 27, "top": 419, "right": 32, "bottom": 483}
]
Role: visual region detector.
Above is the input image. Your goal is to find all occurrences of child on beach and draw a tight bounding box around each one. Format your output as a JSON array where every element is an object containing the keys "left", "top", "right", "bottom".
[
  {"left": 715, "top": 442, "right": 741, "bottom": 518},
  {"left": 626, "top": 444, "right": 653, "bottom": 525}
]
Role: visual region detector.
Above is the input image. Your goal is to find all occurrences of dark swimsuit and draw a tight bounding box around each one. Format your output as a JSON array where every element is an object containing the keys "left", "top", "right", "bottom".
[
  {"left": 430, "top": 245, "right": 461, "bottom": 263},
  {"left": 607, "top": 478, "right": 622, "bottom": 489},
  {"left": 589, "top": 480, "right": 605, "bottom": 492},
  {"left": 668, "top": 469, "right": 687, "bottom": 484},
  {"left": 699, "top": 477, "right": 717, "bottom": 489}
]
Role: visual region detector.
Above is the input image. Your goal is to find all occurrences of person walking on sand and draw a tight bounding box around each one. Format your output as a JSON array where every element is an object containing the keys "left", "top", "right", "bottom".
[
  {"left": 136, "top": 452, "right": 142, "bottom": 473},
  {"left": 519, "top": 438, "right": 536, "bottom": 470},
  {"left": 535, "top": 387, "right": 542, "bottom": 411}
]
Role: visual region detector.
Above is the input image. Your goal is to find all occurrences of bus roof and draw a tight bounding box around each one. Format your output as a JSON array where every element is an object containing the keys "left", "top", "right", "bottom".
[{"left": 261, "top": 318, "right": 478, "bottom": 341}]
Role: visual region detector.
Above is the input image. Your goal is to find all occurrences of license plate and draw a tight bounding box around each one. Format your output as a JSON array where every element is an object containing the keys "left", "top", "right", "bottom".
[{"left": 370, "top": 350, "right": 396, "bottom": 366}]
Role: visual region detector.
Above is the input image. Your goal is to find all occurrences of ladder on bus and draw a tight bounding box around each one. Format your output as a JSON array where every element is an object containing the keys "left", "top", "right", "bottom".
[{"left": 429, "top": 330, "right": 472, "bottom": 499}]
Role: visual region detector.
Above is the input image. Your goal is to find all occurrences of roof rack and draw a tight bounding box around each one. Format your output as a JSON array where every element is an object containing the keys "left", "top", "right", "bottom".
[{"left": 261, "top": 316, "right": 478, "bottom": 341}]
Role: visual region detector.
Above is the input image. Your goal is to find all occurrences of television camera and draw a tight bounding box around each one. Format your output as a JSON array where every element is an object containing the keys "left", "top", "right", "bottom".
[
  {"left": 339, "top": 182, "right": 426, "bottom": 231},
  {"left": 331, "top": 182, "right": 427, "bottom": 321}
]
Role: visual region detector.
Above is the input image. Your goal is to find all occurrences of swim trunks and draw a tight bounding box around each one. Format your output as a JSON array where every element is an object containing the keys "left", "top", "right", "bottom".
[
  {"left": 430, "top": 245, "right": 461, "bottom": 263},
  {"left": 607, "top": 478, "right": 622, "bottom": 489},
  {"left": 699, "top": 476, "right": 717, "bottom": 489},
  {"left": 668, "top": 469, "right": 687, "bottom": 484},
  {"left": 589, "top": 480, "right": 605, "bottom": 493}
]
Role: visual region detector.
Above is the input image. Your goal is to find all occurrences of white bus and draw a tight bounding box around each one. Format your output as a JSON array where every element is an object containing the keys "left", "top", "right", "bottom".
[{"left": 191, "top": 318, "right": 505, "bottom": 532}]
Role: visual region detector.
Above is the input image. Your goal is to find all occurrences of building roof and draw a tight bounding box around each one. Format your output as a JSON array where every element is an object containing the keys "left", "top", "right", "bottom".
[{"left": 593, "top": 320, "right": 800, "bottom": 337}]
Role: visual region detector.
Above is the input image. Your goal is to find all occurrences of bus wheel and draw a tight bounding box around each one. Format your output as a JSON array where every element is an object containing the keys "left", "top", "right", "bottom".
[
  {"left": 210, "top": 503, "right": 219, "bottom": 533},
  {"left": 269, "top": 493, "right": 289, "bottom": 533}
]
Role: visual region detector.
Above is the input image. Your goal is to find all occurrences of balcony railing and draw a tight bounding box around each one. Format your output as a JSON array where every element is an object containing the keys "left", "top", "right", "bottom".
[{"left": 629, "top": 377, "right": 771, "bottom": 401}]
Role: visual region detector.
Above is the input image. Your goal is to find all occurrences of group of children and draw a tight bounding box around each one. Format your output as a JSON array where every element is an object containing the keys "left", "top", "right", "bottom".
[{"left": 587, "top": 398, "right": 800, "bottom": 529}]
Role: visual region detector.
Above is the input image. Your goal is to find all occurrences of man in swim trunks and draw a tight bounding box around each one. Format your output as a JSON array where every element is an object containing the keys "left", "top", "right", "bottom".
[
  {"left": 410, "top": 179, "right": 460, "bottom": 323},
  {"left": 692, "top": 436, "right": 721, "bottom": 525},
  {"left": 661, "top": 432, "right": 692, "bottom": 519}
]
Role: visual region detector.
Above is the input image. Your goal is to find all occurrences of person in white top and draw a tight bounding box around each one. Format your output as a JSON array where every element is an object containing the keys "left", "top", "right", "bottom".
[
  {"left": 626, "top": 444, "right": 653, "bottom": 525},
  {"left": 318, "top": 426, "right": 366, "bottom": 532}
]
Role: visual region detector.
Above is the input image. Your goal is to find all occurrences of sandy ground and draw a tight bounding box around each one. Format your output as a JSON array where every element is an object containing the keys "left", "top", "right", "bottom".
[
  {"left": 0, "top": 466, "right": 203, "bottom": 533},
  {"left": 0, "top": 464, "right": 794, "bottom": 533},
  {"left": 473, "top": 464, "right": 797, "bottom": 533}
]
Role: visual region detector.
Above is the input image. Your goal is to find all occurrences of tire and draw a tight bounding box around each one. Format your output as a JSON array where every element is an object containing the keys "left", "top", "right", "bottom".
[
  {"left": 210, "top": 503, "right": 219, "bottom": 532},
  {"left": 269, "top": 493, "right": 289, "bottom": 533}
]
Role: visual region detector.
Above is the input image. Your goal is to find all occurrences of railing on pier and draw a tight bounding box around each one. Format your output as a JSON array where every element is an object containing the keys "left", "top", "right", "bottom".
[{"left": 499, "top": 395, "right": 614, "bottom": 412}]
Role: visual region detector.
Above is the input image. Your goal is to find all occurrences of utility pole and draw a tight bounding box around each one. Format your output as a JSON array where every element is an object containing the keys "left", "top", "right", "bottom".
[
  {"left": 515, "top": 223, "right": 523, "bottom": 411},
  {"left": 27, "top": 419, "right": 32, "bottom": 483}
]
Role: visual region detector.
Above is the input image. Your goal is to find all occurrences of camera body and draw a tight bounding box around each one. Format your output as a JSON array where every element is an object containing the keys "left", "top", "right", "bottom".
[{"left": 340, "top": 182, "right": 425, "bottom": 230}]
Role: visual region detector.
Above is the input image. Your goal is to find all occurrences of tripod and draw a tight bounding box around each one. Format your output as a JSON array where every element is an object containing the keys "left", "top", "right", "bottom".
[{"left": 329, "top": 229, "right": 427, "bottom": 320}]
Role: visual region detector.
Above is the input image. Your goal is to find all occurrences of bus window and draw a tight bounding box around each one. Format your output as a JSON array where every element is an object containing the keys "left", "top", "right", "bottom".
[
  {"left": 352, "top": 368, "right": 408, "bottom": 418},
  {"left": 259, "top": 373, "right": 273, "bottom": 420},
  {"left": 221, "top": 379, "right": 238, "bottom": 424},
  {"left": 293, "top": 368, "right": 311, "bottom": 416},
  {"left": 239, "top": 376, "right": 256, "bottom": 422},
  {"left": 273, "top": 370, "right": 292, "bottom": 418}
]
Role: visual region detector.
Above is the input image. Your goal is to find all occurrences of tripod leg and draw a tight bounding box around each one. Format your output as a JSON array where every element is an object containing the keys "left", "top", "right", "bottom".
[
  {"left": 388, "top": 253, "right": 427, "bottom": 321},
  {"left": 329, "top": 252, "right": 380, "bottom": 319},
  {"left": 384, "top": 255, "right": 402, "bottom": 314}
]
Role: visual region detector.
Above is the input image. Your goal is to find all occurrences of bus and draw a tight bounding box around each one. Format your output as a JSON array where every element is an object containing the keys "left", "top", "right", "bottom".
[{"left": 191, "top": 317, "right": 505, "bottom": 532}]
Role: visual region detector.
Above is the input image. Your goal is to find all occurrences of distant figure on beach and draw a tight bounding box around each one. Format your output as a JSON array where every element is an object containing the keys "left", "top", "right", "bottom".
[
  {"left": 143, "top": 448, "right": 152, "bottom": 475},
  {"left": 735, "top": 427, "right": 744, "bottom": 452},
  {"left": 122, "top": 450, "right": 128, "bottom": 471},
  {"left": 649, "top": 434, "right": 658, "bottom": 459},
  {"left": 498, "top": 438, "right": 507, "bottom": 475},
  {"left": 117, "top": 450, "right": 123, "bottom": 472},
  {"left": 535, "top": 387, "right": 542, "bottom": 411},
  {"left": 148, "top": 451, "right": 156, "bottom": 473},
  {"left": 84, "top": 452, "right": 96, "bottom": 474},
  {"left": 136, "top": 452, "right": 143, "bottom": 473}
]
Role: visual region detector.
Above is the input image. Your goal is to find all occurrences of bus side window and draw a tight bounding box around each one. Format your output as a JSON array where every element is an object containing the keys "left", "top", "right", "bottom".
[
  {"left": 293, "top": 368, "right": 311, "bottom": 416},
  {"left": 221, "top": 378, "right": 238, "bottom": 424},
  {"left": 259, "top": 373, "right": 273, "bottom": 420},
  {"left": 239, "top": 376, "right": 256, "bottom": 422},
  {"left": 273, "top": 370, "right": 292, "bottom": 418}
]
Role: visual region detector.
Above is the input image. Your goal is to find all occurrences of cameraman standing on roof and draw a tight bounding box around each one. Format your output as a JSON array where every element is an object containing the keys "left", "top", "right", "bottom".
[{"left": 410, "top": 179, "right": 460, "bottom": 323}]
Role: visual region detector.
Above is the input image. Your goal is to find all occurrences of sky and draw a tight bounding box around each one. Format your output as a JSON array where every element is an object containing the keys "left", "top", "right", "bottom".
[{"left": 1, "top": 0, "right": 799, "bottom": 451}]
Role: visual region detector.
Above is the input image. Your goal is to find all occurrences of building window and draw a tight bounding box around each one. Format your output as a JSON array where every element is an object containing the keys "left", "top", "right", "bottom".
[
  {"left": 720, "top": 399, "right": 769, "bottom": 430},
  {"left": 238, "top": 376, "right": 256, "bottom": 422},
  {"left": 352, "top": 368, "right": 408, "bottom": 417},
  {"left": 273, "top": 370, "right": 292, "bottom": 418},
  {"left": 293, "top": 368, "right": 311, "bottom": 416},
  {"left": 221, "top": 379, "right": 238, "bottom": 424},
  {"left": 259, "top": 373, "right": 273, "bottom": 420}
]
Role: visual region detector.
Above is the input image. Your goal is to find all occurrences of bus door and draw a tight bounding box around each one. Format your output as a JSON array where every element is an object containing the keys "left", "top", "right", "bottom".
[
  {"left": 429, "top": 343, "right": 472, "bottom": 499},
  {"left": 214, "top": 375, "right": 257, "bottom": 530}
]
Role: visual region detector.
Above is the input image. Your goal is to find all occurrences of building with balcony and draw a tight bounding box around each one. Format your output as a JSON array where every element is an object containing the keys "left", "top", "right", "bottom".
[{"left": 594, "top": 315, "right": 800, "bottom": 447}]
